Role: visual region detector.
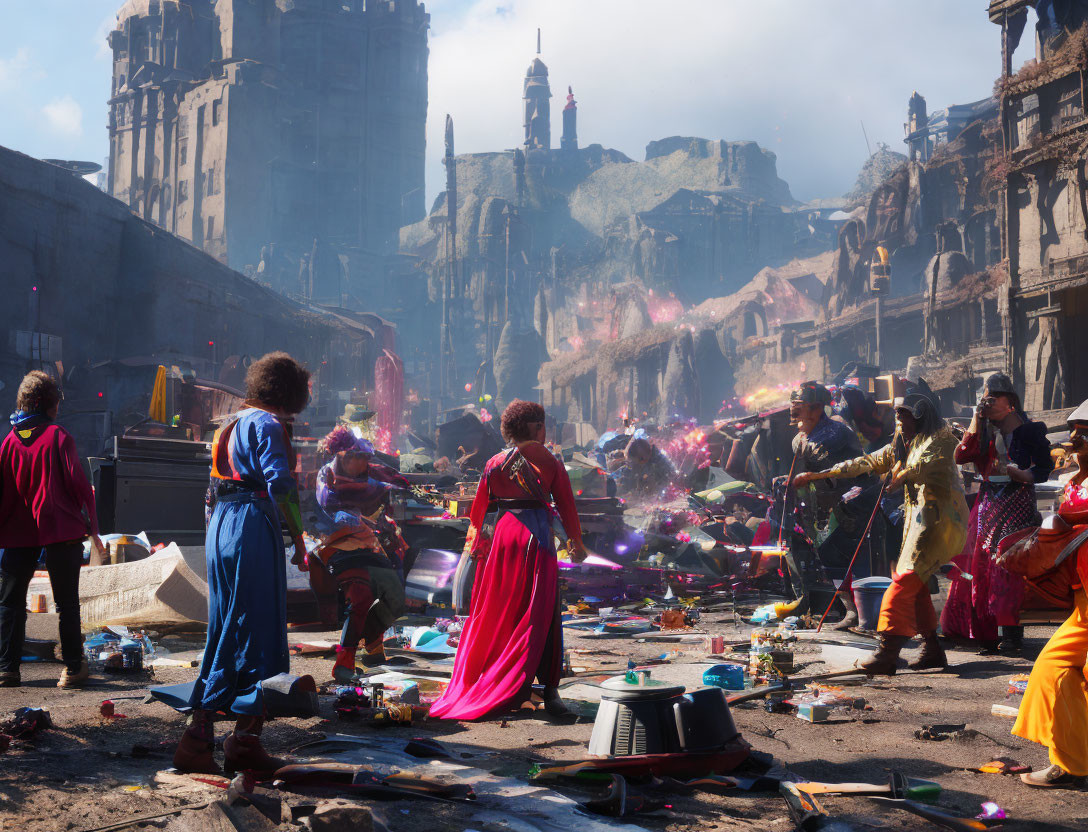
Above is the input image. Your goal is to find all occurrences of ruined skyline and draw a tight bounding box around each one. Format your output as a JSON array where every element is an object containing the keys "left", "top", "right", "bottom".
[{"left": 3, "top": 0, "right": 1021, "bottom": 206}]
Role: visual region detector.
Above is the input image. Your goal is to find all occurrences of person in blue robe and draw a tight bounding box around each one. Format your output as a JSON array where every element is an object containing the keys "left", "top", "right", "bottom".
[{"left": 173, "top": 352, "right": 310, "bottom": 777}]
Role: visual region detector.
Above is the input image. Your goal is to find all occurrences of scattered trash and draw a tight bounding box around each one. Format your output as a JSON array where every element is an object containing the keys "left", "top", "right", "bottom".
[
  {"left": 0, "top": 707, "right": 52, "bottom": 740},
  {"left": 915, "top": 723, "right": 968, "bottom": 741},
  {"left": 977, "top": 758, "right": 1030, "bottom": 775},
  {"left": 1005, "top": 674, "right": 1030, "bottom": 698},
  {"left": 20, "top": 638, "right": 57, "bottom": 662},
  {"left": 84, "top": 627, "right": 156, "bottom": 674},
  {"left": 703, "top": 663, "right": 745, "bottom": 691},
  {"left": 100, "top": 700, "right": 127, "bottom": 719},
  {"left": 795, "top": 703, "right": 830, "bottom": 723},
  {"left": 977, "top": 802, "right": 1006, "bottom": 820},
  {"left": 581, "top": 774, "right": 664, "bottom": 818},
  {"left": 990, "top": 704, "right": 1019, "bottom": 719}
]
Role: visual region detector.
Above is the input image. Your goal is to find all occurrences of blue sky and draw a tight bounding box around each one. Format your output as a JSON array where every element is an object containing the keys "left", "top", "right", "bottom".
[{"left": 0, "top": 1, "right": 1025, "bottom": 203}]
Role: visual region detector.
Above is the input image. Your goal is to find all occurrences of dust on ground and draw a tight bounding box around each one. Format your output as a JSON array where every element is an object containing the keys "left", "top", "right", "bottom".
[{"left": 0, "top": 612, "right": 1083, "bottom": 832}]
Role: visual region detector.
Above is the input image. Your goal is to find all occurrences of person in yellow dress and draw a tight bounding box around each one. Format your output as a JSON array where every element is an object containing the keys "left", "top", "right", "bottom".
[
  {"left": 793, "top": 393, "right": 968, "bottom": 674},
  {"left": 1011, "top": 399, "right": 1088, "bottom": 788}
]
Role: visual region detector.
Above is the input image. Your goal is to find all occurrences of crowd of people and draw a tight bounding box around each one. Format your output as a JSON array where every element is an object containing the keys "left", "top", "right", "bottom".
[{"left": 0, "top": 354, "right": 1084, "bottom": 789}]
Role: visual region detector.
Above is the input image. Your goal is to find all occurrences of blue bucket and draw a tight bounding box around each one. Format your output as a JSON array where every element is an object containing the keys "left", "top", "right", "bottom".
[
  {"left": 852, "top": 576, "right": 892, "bottom": 631},
  {"left": 703, "top": 663, "right": 745, "bottom": 691}
]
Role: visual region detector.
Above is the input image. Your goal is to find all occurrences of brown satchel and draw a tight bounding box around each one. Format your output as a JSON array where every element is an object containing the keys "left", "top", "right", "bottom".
[{"left": 995, "top": 523, "right": 1081, "bottom": 609}]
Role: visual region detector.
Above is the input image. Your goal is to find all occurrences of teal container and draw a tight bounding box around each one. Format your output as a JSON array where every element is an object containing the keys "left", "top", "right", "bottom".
[{"left": 703, "top": 663, "right": 745, "bottom": 691}]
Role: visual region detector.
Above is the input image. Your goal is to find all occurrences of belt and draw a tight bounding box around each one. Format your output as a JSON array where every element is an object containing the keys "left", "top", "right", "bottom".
[
  {"left": 489, "top": 498, "right": 548, "bottom": 512},
  {"left": 214, "top": 481, "right": 270, "bottom": 502}
]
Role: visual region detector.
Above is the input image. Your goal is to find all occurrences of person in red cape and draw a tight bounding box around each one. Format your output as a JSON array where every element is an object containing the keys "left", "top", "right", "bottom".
[{"left": 430, "top": 400, "right": 586, "bottom": 720}]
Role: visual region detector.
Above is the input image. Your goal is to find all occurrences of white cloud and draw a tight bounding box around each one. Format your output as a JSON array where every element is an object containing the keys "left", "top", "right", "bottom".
[
  {"left": 425, "top": 0, "right": 1000, "bottom": 203},
  {"left": 0, "top": 47, "right": 34, "bottom": 91},
  {"left": 42, "top": 95, "right": 84, "bottom": 138}
]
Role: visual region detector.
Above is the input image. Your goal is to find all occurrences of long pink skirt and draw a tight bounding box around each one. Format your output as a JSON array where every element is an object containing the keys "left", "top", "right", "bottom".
[
  {"left": 430, "top": 509, "right": 561, "bottom": 720},
  {"left": 941, "top": 485, "right": 1033, "bottom": 642}
]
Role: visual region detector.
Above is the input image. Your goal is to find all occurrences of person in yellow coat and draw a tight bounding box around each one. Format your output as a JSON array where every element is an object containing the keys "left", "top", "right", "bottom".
[
  {"left": 1012, "top": 399, "right": 1088, "bottom": 788},
  {"left": 793, "top": 394, "right": 968, "bottom": 674}
]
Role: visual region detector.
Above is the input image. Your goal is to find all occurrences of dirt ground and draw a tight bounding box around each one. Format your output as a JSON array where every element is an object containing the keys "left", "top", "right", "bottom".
[{"left": 0, "top": 605, "right": 1084, "bottom": 832}]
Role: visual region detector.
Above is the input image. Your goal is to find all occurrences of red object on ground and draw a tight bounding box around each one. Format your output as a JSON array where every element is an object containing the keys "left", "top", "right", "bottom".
[{"left": 100, "top": 700, "right": 126, "bottom": 719}]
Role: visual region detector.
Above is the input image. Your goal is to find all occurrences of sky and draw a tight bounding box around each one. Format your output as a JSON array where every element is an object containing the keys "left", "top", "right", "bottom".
[{"left": 0, "top": 1, "right": 1030, "bottom": 204}]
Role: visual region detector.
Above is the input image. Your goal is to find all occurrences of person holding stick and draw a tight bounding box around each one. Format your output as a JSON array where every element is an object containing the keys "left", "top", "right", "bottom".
[
  {"left": 785, "top": 381, "right": 878, "bottom": 629},
  {"left": 792, "top": 393, "right": 967, "bottom": 674}
]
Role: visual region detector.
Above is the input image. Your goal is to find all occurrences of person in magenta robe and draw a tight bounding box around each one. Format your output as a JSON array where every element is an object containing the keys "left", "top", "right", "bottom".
[{"left": 430, "top": 400, "right": 586, "bottom": 720}]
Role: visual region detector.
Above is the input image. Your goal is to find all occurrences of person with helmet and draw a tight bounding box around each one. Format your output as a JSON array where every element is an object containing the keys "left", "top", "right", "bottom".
[
  {"left": 786, "top": 381, "right": 878, "bottom": 629},
  {"left": 794, "top": 393, "right": 968, "bottom": 674},
  {"left": 944, "top": 373, "right": 1053, "bottom": 655},
  {"left": 173, "top": 352, "right": 310, "bottom": 777},
  {"left": 311, "top": 425, "right": 409, "bottom": 682}
]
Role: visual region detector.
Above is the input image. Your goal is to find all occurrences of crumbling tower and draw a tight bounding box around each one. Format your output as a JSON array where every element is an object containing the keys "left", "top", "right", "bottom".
[
  {"left": 905, "top": 91, "right": 930, "bottom": 161},
  {"left": 107, "top": 0, "right": 430, "bottom": 273},
  {"left": 561, "top": 86, "right": 578, "bottom": 152},
  {"left": 523, "top": 33, "right": 551, "bottom": 151}
]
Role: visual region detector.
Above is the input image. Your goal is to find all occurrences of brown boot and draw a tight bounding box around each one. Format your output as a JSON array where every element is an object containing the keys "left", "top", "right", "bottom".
[
  {"left": 223, "top": 715, "right": 287, "bottom": 777},
  {"left": 173, "top": 709, "right": 222, "bottom": 775},
  {"left": 908, "top": 632, "right": 948, "bottom": 671},
  {"left": 859, "top": 634, "right": 908, "bottom": 676},
  {"left": 832, "top": 593, "right": 859, "bottom": 631}
]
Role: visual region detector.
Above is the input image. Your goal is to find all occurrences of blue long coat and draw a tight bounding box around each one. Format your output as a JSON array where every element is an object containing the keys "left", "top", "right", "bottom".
[{"left": 190, "top": 408, "right": 296, "bottom": 715}]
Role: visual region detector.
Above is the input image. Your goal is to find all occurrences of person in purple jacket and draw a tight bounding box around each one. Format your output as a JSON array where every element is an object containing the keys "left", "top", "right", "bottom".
[{"left": 0, "top": 371, "right": 102, "bottom": 688}]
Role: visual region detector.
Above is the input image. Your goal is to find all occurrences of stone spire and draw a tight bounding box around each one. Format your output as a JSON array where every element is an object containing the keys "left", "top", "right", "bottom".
[
  {"left": 561, "top": 85, "right": 578, "bottom": 152},
  {"left": 523, "top": 31, "right": 551, "bottom": 151}
]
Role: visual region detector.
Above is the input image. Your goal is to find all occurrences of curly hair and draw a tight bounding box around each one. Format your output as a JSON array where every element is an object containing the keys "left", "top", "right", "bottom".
[
  {"left": 16, "top": 371, "right": 61, "bottom": 416},
  {"left": 245, "top": 352, "right": 311, "bottom": 414},
  {"left": 318, "top": 425, "right": 373, "bottom": 456},
  {"left": 500, "top": 399, "right": 545, "bottom": 444}
]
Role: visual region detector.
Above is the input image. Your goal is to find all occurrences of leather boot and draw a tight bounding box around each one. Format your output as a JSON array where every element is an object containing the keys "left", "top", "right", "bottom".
[
  {"left": 360, "top": 642, "right": 387, "bottom": 669},
  {"left": 908, "top": 632, "right": 948, "bottom": 671},
  {"left": 998, "top": 625, "right": 1024, "bottom": 657},
  {"left": 173, "top": 709, "right": 222, "bottom": 775},
  {"left": 859, "top": 634, "right": 908, "bottom": 676},
  {"left": 832, "top": 593, "right": 859, "bottom": 631},
  {"left": 224, "top": 715, "right": 287, "bottom": 777}
]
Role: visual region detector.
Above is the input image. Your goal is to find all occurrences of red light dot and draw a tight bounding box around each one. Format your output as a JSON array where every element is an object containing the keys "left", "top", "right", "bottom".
[
  {"left": 97, "top": 392, "right": 104, "bottom": 398},
  {"left": 208, "top": 341, "right": 215, "bottom": 347}
]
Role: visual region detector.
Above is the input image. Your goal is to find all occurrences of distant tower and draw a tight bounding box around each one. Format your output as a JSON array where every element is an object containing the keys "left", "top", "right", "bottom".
[
  {"left": 523, "top": 30, "right": 551, "bottom": 151},
  {"left": 905, "top": 91, "right": 930, "bottom": 162},
  {"left": 561, "top": 86, "right": 578, "bottom": 152}
]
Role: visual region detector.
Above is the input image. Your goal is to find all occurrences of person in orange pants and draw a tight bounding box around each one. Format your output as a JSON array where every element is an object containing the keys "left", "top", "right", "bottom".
[
  {"left": 794, "top": 393, "right": 968, "bottom": 674},
  {"left": 877, "top": 571, "right": 937, "bottom": 636},
  {"left": 1012, "top": 400, "right": 1088, "bottom": 788}
]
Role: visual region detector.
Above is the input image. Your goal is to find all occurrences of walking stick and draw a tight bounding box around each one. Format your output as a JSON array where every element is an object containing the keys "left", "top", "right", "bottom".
[
  {"left": 778, "top": 450, "right": 800, "bottom": 550},
  {"left": 815, "top": 469, "right": 892, "bottom": 633}
]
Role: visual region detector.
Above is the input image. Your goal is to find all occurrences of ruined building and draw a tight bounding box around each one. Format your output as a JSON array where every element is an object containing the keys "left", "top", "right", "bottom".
[
  {"left": 536, "top": 0, "right": 1088, "bottom": 437},
  {"left": 107, "top": 0, "right": 429, "bottom": 283},
  {"left": 991, "top": 0, "right": 1088, "bottom": 412},
  {"left": 399, "top": 44, "right": 810, "bottom": 417}
]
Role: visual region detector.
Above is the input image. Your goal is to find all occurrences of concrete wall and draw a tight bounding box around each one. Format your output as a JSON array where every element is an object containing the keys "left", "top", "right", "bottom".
[{"left": 0, "top": 145, "right": 356, "bottom": 454}]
